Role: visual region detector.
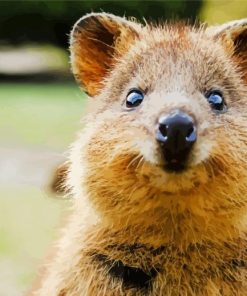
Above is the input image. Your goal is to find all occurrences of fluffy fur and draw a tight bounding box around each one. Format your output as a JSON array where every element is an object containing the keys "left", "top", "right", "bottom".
[{"left": 33, "top": 13, "right": 247, "bottom": 295}]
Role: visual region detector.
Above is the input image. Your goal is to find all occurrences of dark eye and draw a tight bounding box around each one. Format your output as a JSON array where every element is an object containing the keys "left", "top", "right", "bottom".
[
  {"left": 126, "top": 89, "right": 144, "bottom": 108},
  {"left": 206, "top": 91, "right": 227, "bottom": 113}
]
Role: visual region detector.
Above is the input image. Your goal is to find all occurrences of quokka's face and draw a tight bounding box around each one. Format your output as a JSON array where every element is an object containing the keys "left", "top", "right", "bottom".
[{"left": 69, "top": 14, "right": 247, "bottom": 219}]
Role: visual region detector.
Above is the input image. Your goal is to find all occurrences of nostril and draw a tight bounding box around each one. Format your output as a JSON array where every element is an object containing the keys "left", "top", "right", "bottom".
[
  {"left": 186, "top": 126, "right": 197, "bottom": 142},
  {"left": 186, "top": 127, "right": 194, "bottom": 138},
  {"left": 159, "top": 124, "right": 168, "bottom": 138}
]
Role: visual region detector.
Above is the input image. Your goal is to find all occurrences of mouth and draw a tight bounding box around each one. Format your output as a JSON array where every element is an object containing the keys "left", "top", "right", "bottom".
[
  {"left": 163, "top": 161, "right": 187, "bottom": 173},
  {"left": 123, "top": 152, "right": 210, "bottom": 194}
]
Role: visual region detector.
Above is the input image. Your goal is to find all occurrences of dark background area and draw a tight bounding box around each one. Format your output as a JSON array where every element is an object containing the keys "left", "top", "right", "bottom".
[{"left": 0, "top": 1, "right": 202, "bottom": 48}]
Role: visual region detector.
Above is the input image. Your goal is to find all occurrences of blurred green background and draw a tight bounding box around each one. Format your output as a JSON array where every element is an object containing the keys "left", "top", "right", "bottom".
[{"left": 0, "top": 1, "right": 246, "bottom": 295}]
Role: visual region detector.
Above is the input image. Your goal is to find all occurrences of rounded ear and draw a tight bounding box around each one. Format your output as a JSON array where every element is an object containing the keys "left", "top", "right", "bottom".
[
  {"left": 207, "top": 19, "right": 247, "bottom": 80},
  {"left": 70, "top": 13, "right": 141, "bottom": 97},
  {"left": 49, "top": 161, "right": 70, "bottom": 196}
]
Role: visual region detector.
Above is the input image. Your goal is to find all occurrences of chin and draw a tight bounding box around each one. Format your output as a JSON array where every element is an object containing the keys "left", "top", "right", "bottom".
[{"left": 136, "top": 157, "right": 211, "bottom": 195}]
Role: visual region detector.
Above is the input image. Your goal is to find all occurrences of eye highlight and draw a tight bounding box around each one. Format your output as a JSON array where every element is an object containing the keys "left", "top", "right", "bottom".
[
  {"left": 126, "top": 89, "right": 144, "bottom": 108},
  {"left": 206, "top": 91, "right": 227, "bottom": 113}
]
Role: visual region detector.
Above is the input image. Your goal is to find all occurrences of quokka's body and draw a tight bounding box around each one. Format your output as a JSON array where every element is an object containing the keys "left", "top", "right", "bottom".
[{"left": 33, "top": 14, "right": 247, "bottom": 296}]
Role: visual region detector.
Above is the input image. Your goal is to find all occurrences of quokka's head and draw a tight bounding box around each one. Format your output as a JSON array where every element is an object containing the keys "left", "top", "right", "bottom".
[{"left": 68, "top": 13, "right": 247, "bottom": 222}]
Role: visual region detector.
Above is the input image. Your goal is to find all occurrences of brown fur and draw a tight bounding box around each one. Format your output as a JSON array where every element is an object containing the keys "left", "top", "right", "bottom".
[
  {"left": 49, "top": 162, "right": 70, "bottom": 195},
  {"left": 33, "top": 14, "right": 247, "bottom": 295}
]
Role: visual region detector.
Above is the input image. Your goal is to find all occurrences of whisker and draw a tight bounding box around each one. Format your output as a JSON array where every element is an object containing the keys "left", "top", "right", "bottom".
[
  {"left": 136, "top": 155, "right": 145, "bottom": 170},
  {"left": 126, "top": 154, "right": 143, "bottom": 170}
]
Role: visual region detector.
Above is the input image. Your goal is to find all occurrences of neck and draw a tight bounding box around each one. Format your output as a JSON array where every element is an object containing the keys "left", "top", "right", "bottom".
[
  {"left": 98, "top": 197, "right": 247, "bottom": 249},
  {"left": 79, "top": 182, "right": 247, "bottom": 249}
]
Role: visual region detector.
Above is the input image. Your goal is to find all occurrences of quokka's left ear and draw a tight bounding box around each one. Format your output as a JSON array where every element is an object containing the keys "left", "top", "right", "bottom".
[
  {"left": 208, "top": 19, "right": 247, "bottom": 79},
  {"left": 70, "top": 13, "right": 141, "bottom": 97}
]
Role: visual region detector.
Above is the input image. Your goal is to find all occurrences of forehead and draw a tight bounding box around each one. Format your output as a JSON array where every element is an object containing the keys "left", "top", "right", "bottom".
[
  {"left": 117, "top": 26, "right": 231, "bottom": 91},
  {"left": 134, "top": 26, "right": 222, "bottom": 66}
]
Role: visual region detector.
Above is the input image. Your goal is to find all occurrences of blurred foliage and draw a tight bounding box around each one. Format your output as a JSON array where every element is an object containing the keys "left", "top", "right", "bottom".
[
  {"left": 0, "top": 0, "right": 202, "bottom": 48},
  {"left": 201, "top": 0, "right": 247, "bottom": 24}
]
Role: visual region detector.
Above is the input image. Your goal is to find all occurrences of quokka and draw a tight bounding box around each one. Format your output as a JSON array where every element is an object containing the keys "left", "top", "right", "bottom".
[{"left": 34, "top": 13, "right": 247, "bottom": 296}]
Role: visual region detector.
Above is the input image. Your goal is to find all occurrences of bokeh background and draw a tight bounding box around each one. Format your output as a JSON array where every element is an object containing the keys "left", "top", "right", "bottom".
[{"left": 0, "top": 1, "right": 246, "bottom": 295}]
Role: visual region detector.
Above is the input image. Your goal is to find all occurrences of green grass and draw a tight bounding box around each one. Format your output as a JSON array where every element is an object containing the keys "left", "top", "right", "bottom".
[
  {"left": 0, "top": 186, "right": 70, "bottom": 295},
  {"left": 0, "top": 82, "right": 86, "bottom": 295},
  {"left": 0, "top": 82, "right": 86, "bottom": 150}
]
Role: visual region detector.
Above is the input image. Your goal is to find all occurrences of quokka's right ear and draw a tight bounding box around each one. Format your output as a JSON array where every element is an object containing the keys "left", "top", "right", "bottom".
[{"left": 70, "top": 13, "right": 141, "bottom": 97}]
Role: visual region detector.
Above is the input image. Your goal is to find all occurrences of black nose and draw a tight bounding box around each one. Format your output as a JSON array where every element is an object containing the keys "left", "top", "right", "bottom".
[{"left": 156, "top": 110, "right": 197, "bottom": 171}]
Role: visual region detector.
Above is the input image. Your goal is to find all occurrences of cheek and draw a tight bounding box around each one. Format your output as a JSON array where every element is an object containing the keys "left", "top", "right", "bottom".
[
  {"left": 83, "top": 142, "right": 152, "bottom": 216},
  {"left": 208, "top": 116, "right": 247, "bottom": 180},
  {"left": 133, "top": 136, "right": 159, "bottom": 164},
  {"left": 82, "top": 115, "right": 148, "bottom": 180},
  {"left": 77, "top": 115, "right": 159, "bottom": 214},
  {"left": 190, "top": 120, "right": 215, "bottom": 166}
]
